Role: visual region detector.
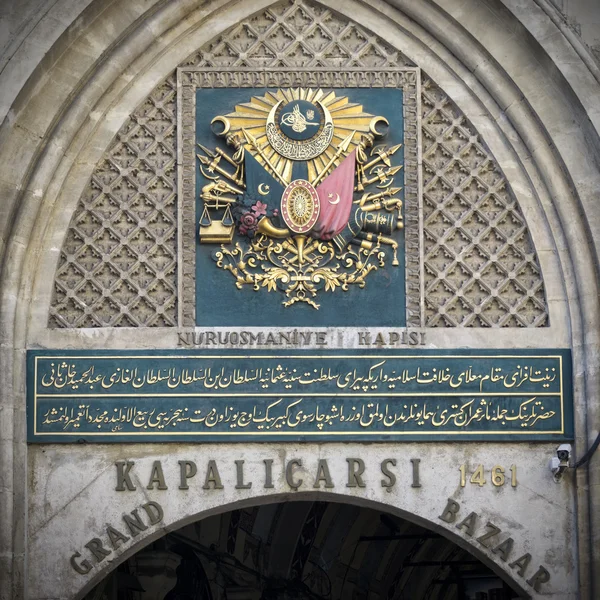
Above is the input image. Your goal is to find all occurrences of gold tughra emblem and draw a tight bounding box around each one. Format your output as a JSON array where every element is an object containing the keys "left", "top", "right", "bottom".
[{"left": 280, "top": 103, "right": 319, "bottom": 133}]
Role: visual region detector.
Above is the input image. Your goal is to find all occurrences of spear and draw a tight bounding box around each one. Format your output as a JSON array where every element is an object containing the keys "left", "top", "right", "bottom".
[
  {"left": 211, "top": 143, "right": 245, "bottom": 183},
  {"left": 354, "top": 164, "right": 402, "bottom": 191},
  {"left": 242, "top": 129, "right": 287, "bottom": 186},
  {"left": 198, "top": 143, "right": 240, "bottom": 169},
  {"left": 197, "top": 153, "right": 244, "bottom": 187},
  {"left": 198, "top": 143, "right": 214, "bottom": 155},
  {"left": 313, "top": 130, "right": 356, "bottom": 187},
  {"left": 362, "top": 143, "right": 402, "bottom": 171}
]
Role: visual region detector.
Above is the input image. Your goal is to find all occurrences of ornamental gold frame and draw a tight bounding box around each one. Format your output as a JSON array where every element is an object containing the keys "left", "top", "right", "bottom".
[{"left": 176, "top": 68, "right": 423, "bottom": 327}]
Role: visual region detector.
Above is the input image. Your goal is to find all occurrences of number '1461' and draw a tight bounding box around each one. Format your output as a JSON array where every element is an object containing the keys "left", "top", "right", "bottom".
[{"left": 459, "top": 464, "right": 518, "bottom": 488}]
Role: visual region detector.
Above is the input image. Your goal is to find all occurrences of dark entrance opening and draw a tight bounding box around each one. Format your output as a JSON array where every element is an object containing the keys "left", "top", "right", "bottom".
[{"left": 83, "top": 500, "right": 523, "bottom": 600}]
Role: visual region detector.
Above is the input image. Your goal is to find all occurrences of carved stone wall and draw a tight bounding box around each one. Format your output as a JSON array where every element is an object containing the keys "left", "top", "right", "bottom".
[
  {"left": 49, "top": 0, "right": 548, "bottom": 327},
  {"left": 421, "top": 79, "right": 548, "bottom": 327},
  {"left": 49, "top": 76, "right": 178, "bottom": 327}
]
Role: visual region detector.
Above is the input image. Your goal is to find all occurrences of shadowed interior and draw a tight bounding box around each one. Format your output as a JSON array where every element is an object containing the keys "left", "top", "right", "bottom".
[{"left": 83, "top": 500, "right": 520, "bottom": 600}]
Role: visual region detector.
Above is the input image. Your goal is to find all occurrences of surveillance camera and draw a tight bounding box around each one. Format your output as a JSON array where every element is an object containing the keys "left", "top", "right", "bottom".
[
  {"left": 550, "top": 444, "right": 572, "bottom": 482},
  {"left": 556, "top": 443, "right": 572, "bottom": 464}
]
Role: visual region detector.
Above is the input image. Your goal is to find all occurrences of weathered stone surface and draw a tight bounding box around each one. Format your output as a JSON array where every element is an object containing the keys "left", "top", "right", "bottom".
[
  {"left": 28, "top": 443, "right": 577, "bottom": 599},
  {"left": 0, "top": 1, "right": 598, "bottom": 599}
]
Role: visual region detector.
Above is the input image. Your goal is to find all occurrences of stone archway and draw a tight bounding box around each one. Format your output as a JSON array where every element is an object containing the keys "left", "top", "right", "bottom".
[
  {"left": 80, "top": 498, "right": 530, "bottom": 600},
  {"left": 0, "top": 2, "right": 598, "bottom": 600},
  {"left": 31, "top": 445, "right": 568, "bottom": 599}
]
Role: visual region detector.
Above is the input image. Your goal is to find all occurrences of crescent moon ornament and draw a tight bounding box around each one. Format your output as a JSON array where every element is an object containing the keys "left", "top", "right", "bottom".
[
  {"left": 211, "top": 116, "right": 231, "bottom": 137},
  {"left": 258, "top": 183, "right": 270, "bottom": 196},
  {"left": 328, "top": 193, "right": 340, "bottom": 205},
  {"left": 369, "top": 116, "right": 389, "bottom": 137},
  {"left": 266, "top": 100, "right": 283, "bottom": 126}
]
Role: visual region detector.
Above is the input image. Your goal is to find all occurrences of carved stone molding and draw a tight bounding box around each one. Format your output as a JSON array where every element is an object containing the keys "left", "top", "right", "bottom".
[{"left": 49, "top": 76, "right": 178, "bottom": 327}]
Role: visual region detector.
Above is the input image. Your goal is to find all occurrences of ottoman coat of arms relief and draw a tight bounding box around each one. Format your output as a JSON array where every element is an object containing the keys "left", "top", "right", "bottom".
[{"left": 196, "top": 88, "right": 404, "bottom": 310}]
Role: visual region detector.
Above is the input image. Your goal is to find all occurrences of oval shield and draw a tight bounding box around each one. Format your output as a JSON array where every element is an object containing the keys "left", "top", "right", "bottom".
[{"left": 280, "top": 179, "right": 321, "bottom": 234}]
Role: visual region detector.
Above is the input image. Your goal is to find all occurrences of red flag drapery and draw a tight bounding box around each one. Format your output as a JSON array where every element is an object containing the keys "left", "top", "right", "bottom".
[{"left": 311, "top": 150, "right": 356, "bottom": 240}]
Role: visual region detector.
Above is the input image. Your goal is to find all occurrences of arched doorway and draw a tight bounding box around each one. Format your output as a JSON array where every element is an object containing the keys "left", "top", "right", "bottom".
[
  {"left": 83, "top": 500, "right": 522, "bottom": 600},
  {"left": 1, "top": 0, "right": 598, "bottom": 599}
]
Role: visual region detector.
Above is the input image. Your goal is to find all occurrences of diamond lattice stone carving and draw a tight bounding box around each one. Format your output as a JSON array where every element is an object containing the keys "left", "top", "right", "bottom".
[
  {"left": 49, "top": 77, "right": 178, "bottom": 327},
  {"left": 421, "top": 78, "right": 548, "bottom": 327},
  {"left": 49, "top": 0, "right": 548, "bottom": 327}
]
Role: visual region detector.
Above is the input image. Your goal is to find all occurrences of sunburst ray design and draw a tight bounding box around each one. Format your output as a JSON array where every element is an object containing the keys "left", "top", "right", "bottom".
[{"left": 223, "top": 88, "right": 374, "bottom": 184}]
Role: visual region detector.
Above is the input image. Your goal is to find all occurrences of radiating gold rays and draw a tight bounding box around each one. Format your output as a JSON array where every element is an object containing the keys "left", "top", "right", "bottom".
[{"left": 223, "top": 88, "right": 373, "bottom": 184}]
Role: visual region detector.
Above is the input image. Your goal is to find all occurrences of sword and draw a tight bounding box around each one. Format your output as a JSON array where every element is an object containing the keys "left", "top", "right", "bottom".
[
  {"left": 361, "top": 198, "right": 402, "bottom": 212},
  {"left": 355, "top": 187, "right": 402, "bottom": 206}
]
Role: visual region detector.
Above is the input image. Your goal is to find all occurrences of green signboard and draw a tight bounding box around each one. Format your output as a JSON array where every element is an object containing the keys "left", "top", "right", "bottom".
[{"left": 27, "top": 349, "right": 573, "bottom": 442}]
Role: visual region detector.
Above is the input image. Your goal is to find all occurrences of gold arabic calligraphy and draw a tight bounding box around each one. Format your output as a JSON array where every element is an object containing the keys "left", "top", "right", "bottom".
[
  {"left": 39, "top": 360, "right": 558, "bottom": 394},
  {"left": 41, "top": 396, "right": 556, "bottom": 433}
]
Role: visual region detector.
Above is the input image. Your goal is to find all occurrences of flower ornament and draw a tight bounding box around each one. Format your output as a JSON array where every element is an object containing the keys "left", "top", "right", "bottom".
[
  {"left": 233, "top": 197, "right": 282, "bottom": 239},
  {"left": 252, "top": 201, "right": 268, "bottom": 217},
  {"left": 239, "top": 211, "right": 258, "bottom": 236}
]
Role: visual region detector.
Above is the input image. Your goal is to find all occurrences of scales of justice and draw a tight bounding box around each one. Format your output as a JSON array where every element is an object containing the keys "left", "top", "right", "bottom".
[{"left": 197, "top": 88, "right": 403, "bottom": 309}]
